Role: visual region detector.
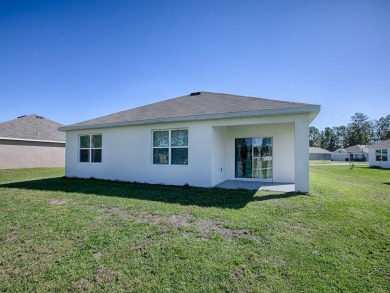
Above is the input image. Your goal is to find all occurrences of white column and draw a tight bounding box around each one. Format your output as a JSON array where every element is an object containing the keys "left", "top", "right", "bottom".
[{"left": 294, "top": 116, "right": 310, "bottom": 193}]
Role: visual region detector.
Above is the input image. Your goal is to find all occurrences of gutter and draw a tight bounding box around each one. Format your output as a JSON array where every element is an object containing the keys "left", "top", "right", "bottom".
[{"left": 59, "top": 105, "right": 321, "bottom": 131}]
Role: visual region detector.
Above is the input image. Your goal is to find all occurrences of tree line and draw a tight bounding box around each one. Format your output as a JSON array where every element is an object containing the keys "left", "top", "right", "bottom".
[{"left": 310, "top": 113, "right": 390, "bottom": 152}]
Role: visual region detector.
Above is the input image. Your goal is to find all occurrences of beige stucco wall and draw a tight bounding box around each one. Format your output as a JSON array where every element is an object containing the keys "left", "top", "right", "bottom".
[{"left": 0, "top": 139, "right": 65, "bottom": 169}]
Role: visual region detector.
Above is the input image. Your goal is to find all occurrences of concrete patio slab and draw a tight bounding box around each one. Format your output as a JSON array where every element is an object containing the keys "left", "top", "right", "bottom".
[{"left": 215, "top": 180, "right": 295, "bottom": 192}]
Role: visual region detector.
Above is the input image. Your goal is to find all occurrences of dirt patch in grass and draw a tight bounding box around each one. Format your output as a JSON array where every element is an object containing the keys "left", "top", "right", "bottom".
[
  {"left": 195, "top": 219, "right": 260, "bottom": 242},
  {"left": 72, "top": 278, "right": 93, "bottom": 290},
  {"left": 49, "top": 199, "right": 72, "bottom": 205},
  {"left": 138, "top": 213, "right": 193, "bottom": 228},
  {"left": 95, "top": 207, "right": 259, "bottom": 242}
]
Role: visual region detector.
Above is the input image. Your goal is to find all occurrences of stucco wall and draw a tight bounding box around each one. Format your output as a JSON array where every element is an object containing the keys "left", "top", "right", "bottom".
[
  {"left": 65, "top": 113, "right": 311, "bottom": 191},
  {"left": 309, "top": 153, "right": 331, "bottom": 160},
  {"left": 369, "top": 148, "right": 390, "bottom": 168},
  {"left": 65, "top": 121, "right": 213, "bottom": 187},
  {"left": 0, "top": 139, "right": 65, "bottom": 169}
]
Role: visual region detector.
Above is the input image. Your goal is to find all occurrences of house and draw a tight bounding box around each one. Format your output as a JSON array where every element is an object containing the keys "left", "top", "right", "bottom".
[
  {"left": 331, "top": 149, "right": 350, "bottom": 161},
  {"left": 0, "top": 114, "right": 65, "bottom": 169},
  {"left": 59, "top": 91, "right": 320, "bottom": 192},
  {"left": 309, "top": 147, "right": 331, "bottom": 160},
  {"left": 368, "top": 139, "right": 390, "bottom": 168},
  {"left": 344, "top": 144, "right": 369, "bottom": 161}
]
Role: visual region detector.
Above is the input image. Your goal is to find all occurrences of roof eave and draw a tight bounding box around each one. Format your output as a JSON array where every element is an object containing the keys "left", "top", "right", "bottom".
[
  {"left": 0, "top": 136, "right": 65, "bottom": 144},
  {"left": 59, "top": 105, "right": 321, "bottom": 132}
]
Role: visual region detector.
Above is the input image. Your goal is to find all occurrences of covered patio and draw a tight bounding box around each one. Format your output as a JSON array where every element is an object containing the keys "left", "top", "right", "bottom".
[{"left": 215, "top": 180, "right": 295, "bottom": 192}]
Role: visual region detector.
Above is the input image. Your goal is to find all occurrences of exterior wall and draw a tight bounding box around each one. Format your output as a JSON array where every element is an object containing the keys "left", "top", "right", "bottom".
[
  {"left": 0, "top": 139, "right": 65, "bottom": 169},
  {"left": 309, "top": 153, "right": 331, "bottom": 160},
  {"left": 65, "top": 113, "right": 312, "bottom": 191},
  {"left": 369, "top": 148, "right": 390, "bottom": 168},
  {"left": 65, "top": 121, "right": 213, "bottom": 187},
  {"left": 211, "top": 126, "right": 227, "bottom": 186},
  {"left": 332, "top": 149, "right": 350, "bottom": 161},
  {"left": 294, "top": 116, "right": 310, "bottom": 192}
]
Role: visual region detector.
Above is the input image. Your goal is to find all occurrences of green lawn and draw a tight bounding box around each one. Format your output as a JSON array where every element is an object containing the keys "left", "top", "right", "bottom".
[{"left": 0, "top": 166, "right": 389, "bottom": 292}]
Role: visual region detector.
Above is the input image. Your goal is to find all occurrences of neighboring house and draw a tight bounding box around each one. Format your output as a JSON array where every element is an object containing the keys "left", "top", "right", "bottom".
[
  {"left": 309, "top": 147, "right": 331, "bottom": 160},
  {"left": 344, "top": 144, "right": 369, "bottom": 161},
  {"left": 368, "top": 139, "right": 390, "bottom": 168},
  {"left": 332, "top": 149, "right": 350, "bottom": 161},
  {"left": 0, "top": 114, "right": 65, "bottom": 169},
  {"left": 59, "top": 91, "right": 320, "bottom": 192}
]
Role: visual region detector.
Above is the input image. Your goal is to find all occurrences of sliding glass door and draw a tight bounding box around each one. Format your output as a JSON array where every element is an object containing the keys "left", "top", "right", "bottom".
[{"left": 235, "top": 137, "right": 272, "bottom": 180}]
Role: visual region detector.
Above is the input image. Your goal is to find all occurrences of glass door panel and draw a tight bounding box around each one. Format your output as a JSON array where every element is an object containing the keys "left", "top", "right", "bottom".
[
  {"left": 235, "top": 138, "right": 252, "bottom": 178},
  {"left": 235, "top": 137, "right": 272, "bottom": 180}
]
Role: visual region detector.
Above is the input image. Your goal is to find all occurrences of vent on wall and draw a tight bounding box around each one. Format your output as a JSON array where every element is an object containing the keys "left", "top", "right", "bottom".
[{"left": 190, "top": 92, "right": 201, "bottom": 96}]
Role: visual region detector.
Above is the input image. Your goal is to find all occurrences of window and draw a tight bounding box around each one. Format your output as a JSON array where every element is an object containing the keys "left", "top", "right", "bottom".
[
  {"left": 79, "top": 134, "right": 102, "bottom": 163},
  {"left": 153, "top": 129, "right": 188, "bottom": 165},
  {"left": 375, "top": 149, "right": 388, "bottom": 161}
]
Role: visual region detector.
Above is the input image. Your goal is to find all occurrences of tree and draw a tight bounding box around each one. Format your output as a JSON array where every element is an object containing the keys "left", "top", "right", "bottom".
[
  {"left": 309, "top": 126, "right": 321, "bottom": 147},
  {"left": 333, "top": 125, "right": 348, "bottom": 149},
  {"left": 321, "top": 127, "right": 337, "bottom": 151},
  {"left": 346, "top": 113, "right": 373, "bottom": 146},
  {"left": 375, "top": 115, "right": 390, "bottom": 141}
]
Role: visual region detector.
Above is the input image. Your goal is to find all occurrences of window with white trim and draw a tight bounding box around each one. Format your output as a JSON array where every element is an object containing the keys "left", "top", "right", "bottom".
[
  {"left": 375, "top": 149, "right": 388, "bottom": 161},
  {"left": 153, "top": 129, "right": 188, "bottom": 165},
  {"left": 79, "top": 134, "right": 102, "bottom": 163}
]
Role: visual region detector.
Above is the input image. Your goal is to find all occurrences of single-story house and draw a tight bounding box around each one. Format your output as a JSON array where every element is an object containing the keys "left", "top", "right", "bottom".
[
  {"left": 59, "top": 91, "right": 320, "bottom": 192},
  {"left": 368, "top": 139, "right": 390, "bottom": 168},
  {"left": 331, "top": 149, "right": 350, "bottom": 161},
  {"left": 309, "top": 147, "right": 331, "bottom": 160},
  {"left": 0, "top": 114, "right": 65, "bottom": 169},
  {"left": 344, "top": 144, "right": 369, "bottom": 161}
]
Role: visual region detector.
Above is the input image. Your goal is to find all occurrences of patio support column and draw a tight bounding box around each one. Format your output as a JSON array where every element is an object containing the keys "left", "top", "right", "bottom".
[{"left": 294, "top": 117, "right": 310, "bottom": 193}]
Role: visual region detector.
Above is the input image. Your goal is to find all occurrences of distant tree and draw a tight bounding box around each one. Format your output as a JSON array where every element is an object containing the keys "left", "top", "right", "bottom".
[
  {"left": 375, "top": 115, "right": 390, "bottom": 141},
  {"left": 346, "top": 113, "right": 373, "bottom": 146},
  {"left": 321, "top": 127, "right": 337, "bottom": 151},
  {"left": 309, "top": 126, "right": 321, "bottom": 147},
  {"left": 333, "top": 125, "right": 348, "bottom": 149}
]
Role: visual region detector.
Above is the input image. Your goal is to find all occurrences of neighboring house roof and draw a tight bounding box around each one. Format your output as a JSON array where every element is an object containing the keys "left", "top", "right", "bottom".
[
  {"left": 368, "top": 139, "right": 390, "bottom": 148},
  {"left": 0, "top": 114, "right": 65, "bottom": 143},
  {"left": 344, "top": 145, "right": 368, "bottom": 153},
  {"left": 333, "top": 149, "right": 348, "bottom": 154},
  {"left": 309, "top": 147, "right": 331, "bottom": 154},
  {"left": 60, "top": 91, "right": 320, "bottom": 131}
]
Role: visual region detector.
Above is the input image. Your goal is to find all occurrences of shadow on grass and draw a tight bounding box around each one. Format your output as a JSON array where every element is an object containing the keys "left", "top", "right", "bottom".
[{"left": 0, "top": 177, "right": 304, "bottom": 209}]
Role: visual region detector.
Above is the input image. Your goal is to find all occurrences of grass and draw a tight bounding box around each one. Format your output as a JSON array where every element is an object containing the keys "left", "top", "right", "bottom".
[
  {"left": 309, "top": 159, "right": 332, "bottom": 164},
  {"left": 0, "top": 166, "right": 389, "bottom": 292}
]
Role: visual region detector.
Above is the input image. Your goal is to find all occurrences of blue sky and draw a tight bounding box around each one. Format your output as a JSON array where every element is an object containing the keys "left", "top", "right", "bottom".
[{"left": 1, "top": 0, "right": 389, "bottom": 130}]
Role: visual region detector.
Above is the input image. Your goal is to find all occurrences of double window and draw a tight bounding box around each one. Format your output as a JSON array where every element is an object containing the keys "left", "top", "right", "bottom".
[
  {"left": 375, "top": 149, "right": 388, "bottom": 161},
  {"left": 79, "top": 134, "right": 102, "bottom": 163},
  {"left": 153, "top": 129, "right": 188, "bottom": 165}
]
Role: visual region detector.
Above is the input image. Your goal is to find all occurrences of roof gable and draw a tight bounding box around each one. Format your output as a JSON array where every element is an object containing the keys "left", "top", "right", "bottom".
[
  {"left": 0, "top": 114, "right": 65, "bottom": 142},
  {"left": 60, "top": 91, "right": 320, "bottom": 131},
  {"left": 368, "top": 139, "right": 390, "bottom": 148}
]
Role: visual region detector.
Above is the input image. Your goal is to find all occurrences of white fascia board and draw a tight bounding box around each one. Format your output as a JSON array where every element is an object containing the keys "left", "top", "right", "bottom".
[
  {"left": 0, "top": 137, "right": 65, "bottom": 144},
  {"left": 59, "top": 105, "right": 321, "bottom": 131}
]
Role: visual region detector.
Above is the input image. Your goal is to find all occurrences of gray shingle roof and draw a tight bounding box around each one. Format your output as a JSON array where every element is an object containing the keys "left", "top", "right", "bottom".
[
  {"left": 60, "top": 91, "right": 320, "bottom": 131},
  {"left": 344, "top": 145, "right": 368, "bottom": 153},
  {"left": 0, "top": 114, "right": 65, "bottom": 142},
  {"left": 309, "top": 147, "right": 331, "bottom": 154},
  {"left": 368, "top": 139, "right": 390, "bottom": 148}
]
